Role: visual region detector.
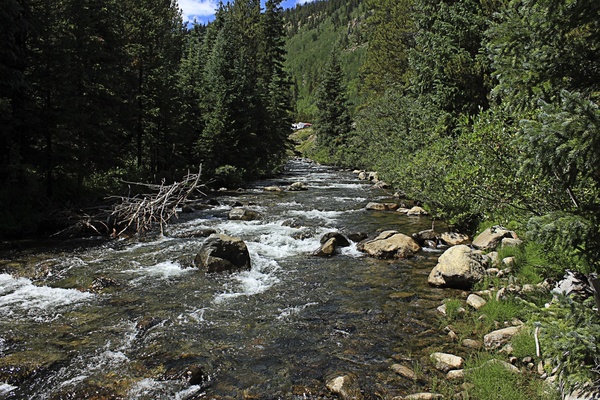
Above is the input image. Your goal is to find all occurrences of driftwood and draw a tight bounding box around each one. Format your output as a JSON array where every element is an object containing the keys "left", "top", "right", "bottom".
[
  {"left": 108, "top": 167, "right": 205, "bottom": 237},
  {"left": 50, "top": 167, "right": 205, "bottom": 239}
]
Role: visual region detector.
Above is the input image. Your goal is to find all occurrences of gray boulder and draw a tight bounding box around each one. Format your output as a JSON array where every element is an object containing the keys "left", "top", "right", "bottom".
[
  {"left": 359, "top": 230, "right": 421, "bottom": 259},
  {"left": 366, "top": 202, "right": 399, "bottom": 211},
  {"left": 484, "top": 326, "right": 523, "bottom": 350},
  {"left": 440, "top": 232, "right": 471, "bottom": 246},
  {"left": 406, "top": 206, "right": 428, "bottom": 216},
  {"left": 412, "top": 229, "right": 439, "bottom": 246},
  {"left": 472, "top": 226, "right": 516, "bottom": 250},
  {"left": 194, "top": 234, "right": 251, "bottom": 273},
  {"left": 428, "top": 245, "right": 487, "bottom": 289}
]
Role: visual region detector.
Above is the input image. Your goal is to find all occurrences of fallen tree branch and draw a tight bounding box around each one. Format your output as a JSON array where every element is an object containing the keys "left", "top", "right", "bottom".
[{"left": 109, "top": 166, "right": 205, "bottom": 237}]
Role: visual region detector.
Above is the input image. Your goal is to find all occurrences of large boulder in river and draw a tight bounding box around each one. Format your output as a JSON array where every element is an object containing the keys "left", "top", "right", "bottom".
[
  {"left": 359, "top": 230, "right": 421, "bottom": 259},
  {"left": 194, "top": 234, "right": 251, "bottom": 273},
  {"left": 428, "top": 245, "right": 487, "bottom": 289},
  {"left": 472, "top": 226, "right": 516, "bottom": 250}
]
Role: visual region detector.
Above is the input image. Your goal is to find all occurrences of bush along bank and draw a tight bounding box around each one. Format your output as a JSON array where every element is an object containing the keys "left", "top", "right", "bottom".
[{"left": 416, "top": 226, "right": 600, "bottom": 400}]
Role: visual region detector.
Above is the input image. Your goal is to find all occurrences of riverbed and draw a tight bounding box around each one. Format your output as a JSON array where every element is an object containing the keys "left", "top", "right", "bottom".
[{"left": 0, "top": 159, "right": 458, "bottom": 399}]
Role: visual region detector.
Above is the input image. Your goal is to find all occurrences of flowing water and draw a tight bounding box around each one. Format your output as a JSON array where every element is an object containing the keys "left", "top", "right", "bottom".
[{"left": 0, "top": 159, "right": 458, "bottom": 399}]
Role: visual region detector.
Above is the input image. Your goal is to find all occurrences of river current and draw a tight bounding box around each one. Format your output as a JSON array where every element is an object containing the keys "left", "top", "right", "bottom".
[{"left": 0, "top": 159, "right": 455, "bottom": 399}]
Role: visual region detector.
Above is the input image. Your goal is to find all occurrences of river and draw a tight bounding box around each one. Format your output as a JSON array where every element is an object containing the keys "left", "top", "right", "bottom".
[{"left": 0, "top": 159, "right": 456, "bottom": 399}]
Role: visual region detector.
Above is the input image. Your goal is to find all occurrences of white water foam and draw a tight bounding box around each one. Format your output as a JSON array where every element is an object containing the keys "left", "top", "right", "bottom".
[
  {"left": 0, "top": 273, "right": 93, "bottom": 318},
  {"left": 277, "top": 302, "right": 319, "bottom": 320},
  {"left": 213, "top": 259, "right": 281, "bottom": 304},
  {"left": 128, "top": 377, "right": 206, "bottom": 399},
  {"left": 285, "top": 209, "right": 344, "bottom": 222},
  {"left": 339, "top": 242, "right": 364, "bottom": 258},
  {"left": 122, "top": 261, "right": 197, "bottom": 281}
]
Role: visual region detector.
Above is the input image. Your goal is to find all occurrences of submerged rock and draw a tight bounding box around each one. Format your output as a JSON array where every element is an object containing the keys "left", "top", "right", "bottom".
[
  {"left": 391, "top": 364, "right": 417, "bottom": 380},
  {"left": 228, "top": 207, "right": 260, "bottom": 221},
  {"left": 326, "top": 373, "right": 363, "bottom": 400},
  {"left": 194, "top": 234, "right": 251, "bottom": 273}
]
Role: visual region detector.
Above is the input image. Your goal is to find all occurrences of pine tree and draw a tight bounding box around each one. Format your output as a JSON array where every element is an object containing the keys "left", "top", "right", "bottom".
[{"left": 315, "top": 49, "right": 352, "bottom": 159}]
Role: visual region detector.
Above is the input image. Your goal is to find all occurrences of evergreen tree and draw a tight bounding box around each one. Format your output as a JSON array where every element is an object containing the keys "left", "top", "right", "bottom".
[
  {"left": 198, "top": 9, "right": 259, "bottom": 183},
  {"left": 256, "top": 0, "right": 292, "bottom": 173},
  {"left": 315, "top": 49, "right": 352, "bottom": 159},
  {"left": 122, "top": 0, "right": 184, "bottom": 178}
]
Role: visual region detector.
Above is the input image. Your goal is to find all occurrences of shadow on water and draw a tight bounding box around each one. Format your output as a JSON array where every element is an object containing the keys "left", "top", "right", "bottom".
[{"left": 0, "top": 159, "right": 461, "bottom": 399}]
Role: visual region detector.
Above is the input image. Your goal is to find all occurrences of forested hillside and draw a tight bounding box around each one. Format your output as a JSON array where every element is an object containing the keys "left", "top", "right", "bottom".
[
  {"left": 283, "top": 0, "right": 367, "bottom": 120},
  {"left": 0, "top": 0, "right": 291, "bottom": 237}
]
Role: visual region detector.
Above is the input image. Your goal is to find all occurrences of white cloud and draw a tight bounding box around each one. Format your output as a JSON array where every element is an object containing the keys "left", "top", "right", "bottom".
[
  {"left": 296, "top": 0, "right": 316, "bottom": 4},
  {"left": 178, "top": 0, "right": 219, "bottom": 22}
]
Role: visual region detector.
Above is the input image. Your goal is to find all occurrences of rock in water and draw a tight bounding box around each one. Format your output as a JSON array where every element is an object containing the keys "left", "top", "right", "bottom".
[
  {"left": 359, "top": 230, "right": 421, "bottom": 259},
  {"left": 228, "top": 207, "right": 260, "bottom": 221},
  {"left": 194, "top": 234, "right": 251, "bottom": 273},
  {"left": 320, "top": 232, "right": 350, "bottom": 247},
  {"left": 313, "top": 237, "right": 338, "bottom": 257},
  {"left": 325, "top": 373, "right": 363, "bottom": 400}
]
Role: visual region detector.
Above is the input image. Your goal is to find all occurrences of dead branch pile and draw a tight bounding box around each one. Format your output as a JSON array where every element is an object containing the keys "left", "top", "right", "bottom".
[{"left": 109, "top": 167, "right": 204, "bottom": 237}]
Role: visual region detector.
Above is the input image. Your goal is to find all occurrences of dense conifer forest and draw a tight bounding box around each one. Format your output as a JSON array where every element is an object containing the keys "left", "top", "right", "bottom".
[{"left": 0, "top": 0, "right": 291, "bottom": 237}]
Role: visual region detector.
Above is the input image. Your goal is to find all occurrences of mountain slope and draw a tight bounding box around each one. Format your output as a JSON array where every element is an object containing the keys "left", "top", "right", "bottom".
[{"left": 283, "top": 0, "right": 368, "bottom": 120}]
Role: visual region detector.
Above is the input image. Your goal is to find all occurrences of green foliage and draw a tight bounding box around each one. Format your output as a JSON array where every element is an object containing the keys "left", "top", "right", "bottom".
[
  {"left": 0, "top": 0, "right": 293, "bottom": 237},
  {"left": 537, "top": 296, "right": 600, "bottom": 391},
  {"left": 510, "top": 329, "right": 537, "bottom": 359},
  {"left": 479, "top": 298, "right": 524, "bottom": 332},
  {"left": 313, "top": 49, "right": 352, "bottom": 163},
  {"left": 214, "top": 165, "right": 245, "bottom": 187},
  {"left": 464, "top": 354, "right": 554, "bottom": 400},
  {"left": 442, "top": 298, "right": 464, "bottom": 322}
]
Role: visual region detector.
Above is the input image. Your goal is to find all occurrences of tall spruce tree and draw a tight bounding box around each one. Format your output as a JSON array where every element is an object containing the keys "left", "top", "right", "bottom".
[
  {"left": 315, "top": 49, "right": 352, "bottom": 159},
  {"left": 256, "top": 0, "right": 292, "bottom": 173}
]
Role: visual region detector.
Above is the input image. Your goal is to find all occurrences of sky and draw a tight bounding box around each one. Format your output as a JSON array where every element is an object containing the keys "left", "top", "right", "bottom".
[{"left": 178, "top": 0, "right": 316, "bottom": 25}]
